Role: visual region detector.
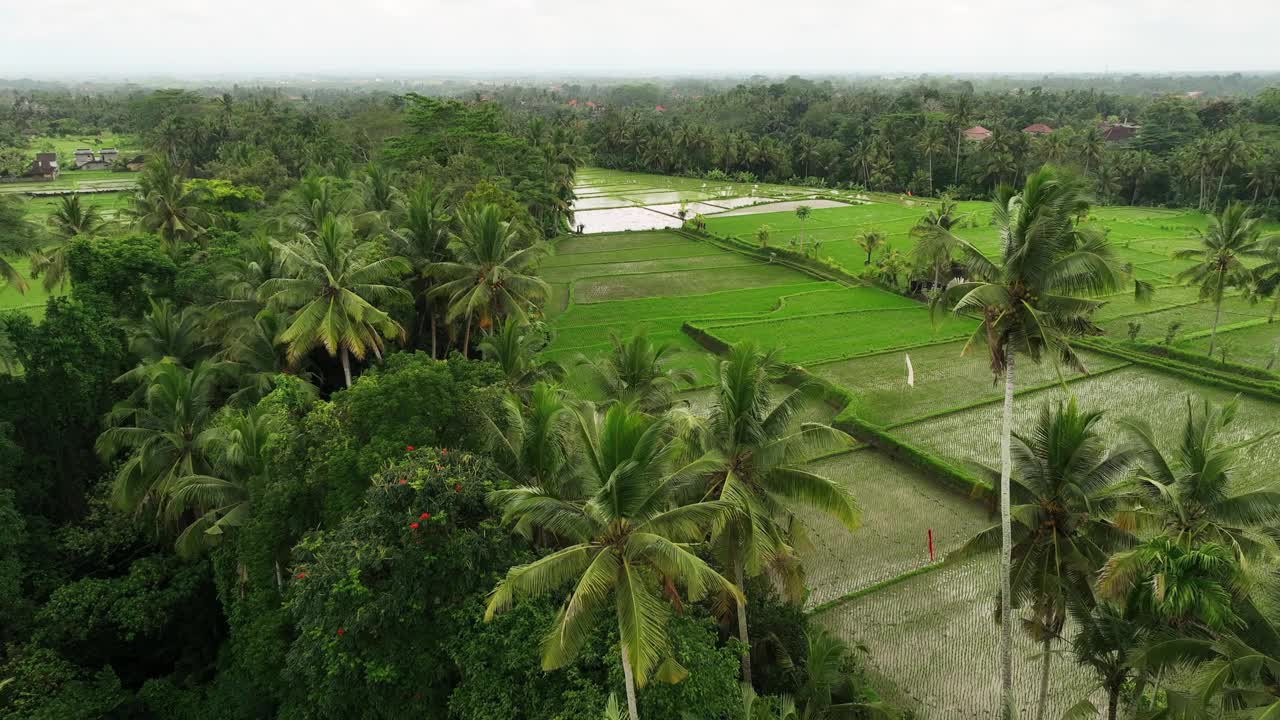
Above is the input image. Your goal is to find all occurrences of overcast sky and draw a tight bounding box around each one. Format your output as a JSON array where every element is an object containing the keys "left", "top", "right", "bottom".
[{"left": 3, "top": 0, "right": 1278, "bottom": 77}]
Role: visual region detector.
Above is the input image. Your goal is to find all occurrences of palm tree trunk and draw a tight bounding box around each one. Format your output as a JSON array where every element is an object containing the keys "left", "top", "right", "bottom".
[
  {"left": 1035, "top": 636, "right": 1052, "bottom": 720},
  {"left": 462, "top": 316, "right": 472, "bottom": 359},
  {"left": 430, "top": 311, "right": 438, "bottom": 359},
  {"left": 620, "top": 646, "right": 641, "bottom": 720},
  {"left": 928, "top": 151, "right": 934, "bottom": 196},
  {"left": 1207, "top": 272, "right": 1225, "bottom": 356},
  {"left": 954, "top": 131, "right": 962, "bottom": 185},
  {"left": 734, "top": 559, "right": 752, "bottom": 687},
  {"left": 999, "top": 350, "right": 1016, "bottom": 720},
  {"left": 1216, "top": 166, "right": 1228, "bottom": 211},
  {"left": 340, "top": 347, "right": 353, "bottom": 388},
  {"left": 1107, "top": 680, "right": 1121, "bottom": 720},
  {"left": 1131, "top": 670, "right": 1147, "bottom": 719}
]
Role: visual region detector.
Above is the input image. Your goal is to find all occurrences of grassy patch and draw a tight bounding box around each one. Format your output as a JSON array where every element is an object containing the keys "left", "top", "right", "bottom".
[
  {"left": 571, "top": 263, "right": 807, "bottom": 304},
  {"left": 811, "top": 341, "right": 1127, "bottom": 427},
  {"left": 814, "top": 554, "right": 1098, "bottom": 718},
  {"left": 893, "top": 365, "right": 1280, "bottom": 492},
  {"left": 800, "top": 448, "right": 989, "bottom": 610},
  {"left": 0, "top": 256, "right": 66, "bottom": 319},
  {"left": 698, "top": 307, "right": 976, "bottom": 365}
]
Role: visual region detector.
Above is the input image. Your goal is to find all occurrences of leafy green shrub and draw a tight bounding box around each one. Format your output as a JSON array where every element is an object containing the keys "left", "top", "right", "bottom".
[
  {"left": 278, "top": 448, "right": 523, "bottom": 720},
  {"left": 66, "top": 234, "right": 177, "bottom": 317},
  {"left": 446, "top": 598, "right": 610, "bottom": 720},
  {"left": 0, "top": 644, "right": 127, "bottom": 720}
]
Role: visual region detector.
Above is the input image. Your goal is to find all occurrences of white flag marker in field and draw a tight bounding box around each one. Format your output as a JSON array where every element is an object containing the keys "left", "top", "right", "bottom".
[{"left": 905, "top": 353, "right": 915, "bottom": 387}]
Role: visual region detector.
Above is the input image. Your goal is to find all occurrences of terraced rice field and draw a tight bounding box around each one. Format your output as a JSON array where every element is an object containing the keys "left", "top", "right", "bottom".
[
  {"left": 894, "top": 365, "right": 1280, "bottom": 491},
  {"left": 800, "top": 449, "right": 990, "bottom": 608},
  {"left": 546, "top": 173, "right": 1280, "bottom": 718},
  {"left": 695, "top": 307, "right": 976, "bottom": 365},
  {"left": 814, "top": 555, "right": 1097, "bottom": 719},
  {"left": 811, "top": 342, "right": 1129, "bottom": 428},
  {"left": 1180, "top": 319, "right": 1280, "bottom": 368}
]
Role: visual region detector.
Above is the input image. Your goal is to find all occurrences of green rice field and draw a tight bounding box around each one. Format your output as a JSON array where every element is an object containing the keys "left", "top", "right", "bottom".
[
  {"left": 0, "top": 256, "right": 66, "bottom": 319},
  {"left": 536, "top": 169, "right": 1280, "bottom": 718}
]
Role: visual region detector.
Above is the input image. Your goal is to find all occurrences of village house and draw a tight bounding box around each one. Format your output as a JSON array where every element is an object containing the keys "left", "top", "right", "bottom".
[
  {"left": 25, "top": 152, "right": 59, "bottom": 179},
  {"left": 73, "top": 147, "right": 119, "bottom": 170},
  {"left": 962, "top": 125, "right": 992, "bottom": 141},
  {"left": 1022, "top": 123, "right": 1053, "bottom": 135},
  {"left": 1099, "top": 121, "right": 1140, "bottom": 142}
]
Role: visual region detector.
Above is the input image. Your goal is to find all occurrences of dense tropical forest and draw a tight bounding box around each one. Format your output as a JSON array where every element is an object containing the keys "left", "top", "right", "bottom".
[
  {"left": 495, "top": 77, "right": 1280, "bottom": 214},
  {"left": 1, "top": 77, "right": 1280, "bottom": 720}
]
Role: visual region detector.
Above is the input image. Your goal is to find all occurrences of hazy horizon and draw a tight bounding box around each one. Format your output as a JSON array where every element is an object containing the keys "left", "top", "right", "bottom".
[{"left": 4, "top": 0, "right": 1278, "bottom": 78}]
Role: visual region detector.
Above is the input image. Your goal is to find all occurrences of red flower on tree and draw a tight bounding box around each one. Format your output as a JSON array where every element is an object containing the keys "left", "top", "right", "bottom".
[
  {"left": 441, "top": 448, "right": 447, "bottom": 455},
  {"left": 295, "top": 572, "right": 307, "bottom": 580},
  {"left": 336, "top": 628, "right": 345, "bottom": 636},
  {"left": 398, "top": 478, "right": 407, "bottom": 485},
  {"left": 409, "top": 522, "right": 419, "bottom": 529},
  {"left": 454, "top": 482, "right": 462, "bottom": 493},
  {"left": 419, "top": 511, "right": 429, "bottom": 519},
  {"left": 406, "top": 445, "right": 414, "bottom": 452}
]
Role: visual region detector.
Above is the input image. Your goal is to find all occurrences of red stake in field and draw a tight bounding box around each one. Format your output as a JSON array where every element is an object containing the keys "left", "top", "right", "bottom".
[{"left": 927, "top": 528, "right": 934, "bottom": 562}]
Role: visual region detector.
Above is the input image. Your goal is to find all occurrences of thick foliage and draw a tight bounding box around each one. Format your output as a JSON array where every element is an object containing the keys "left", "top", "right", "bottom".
[{"left": 277, "top": 448, "right": 521, "bottom": 720}]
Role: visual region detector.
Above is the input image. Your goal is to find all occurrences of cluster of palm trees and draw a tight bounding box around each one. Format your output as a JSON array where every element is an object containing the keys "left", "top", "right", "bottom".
[
  {"left": 93, "top": 163, "right": 555, "bottom": 557},
  {"left": 1174, "top": 202, "right": 1280, "bottom": 355},
  {"left": 483, "top": 339, "right": 861, "bottom": 720},
  {"left": 919, "top": 166, "right": 1280, "bottom": 718},
  {"left": 955, "top": 394, "right": 1279, "bottom": 720}
]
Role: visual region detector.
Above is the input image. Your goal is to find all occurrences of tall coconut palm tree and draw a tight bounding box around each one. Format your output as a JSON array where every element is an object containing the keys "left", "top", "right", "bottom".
[
  {"left": 46, "top": 193, "right": 107, "bottom": 238},
  {"left": 1189, "top": 137, "right": 1216, "bottom": 211},
  {"left": 1077, "top": 127, "right": 1106, "bottom": 178},
  {"left": 1121, "top": 151, "right": 1157, "bottom": 206},
  {"left": 946, "top": 92, "right": 975, "bottom": 185},
  {"left": 794, "top": 205, "right": 812, "bottom": 247},
  {"left": 257, "top": 215, "right": 411, "bottom": 388},
  {"left": 31, "top": 194, "right": 107, "bottom": 291},
  {"left": 1211, "top": 130, "right": 1252, "bottom": 211},
  {"left": 478, "top": 317, "right": 562, "bottom": 388},
  {"left": 918, "top": 122, "right": 949, "bottom": 196},
  {"left": 1098, "top": 536, "right": 1244, "bottom": 633},
  {"left": 953, "top": 398, "right": 1137, "bottom": 720},
  {"left": 911, "top": 200, "right": 965, "bottom": 287},
  {"left": 1251, "top": 243, "right": 1280, "bottom": 323},
  {"left": 481, "top": 381, "right": 578, "bottom": 500},
  {"left": 357, "top": 162, "right": 403, "bottom": 215},
  {"left": 218, "top": 309, "right": 313, "bottom": 406},
  {"left": 386, "top": 182, "right": 453, "bottom": 356},
  {"left": 96, "top": 359, "right": 229, "bottom": 515},
  {"left": 856, "top": 230, "right": 884, "bottom": 266},
  {"left": 127, "top": 297, "right": 213, "bottom": 366},
  {"left": 1174, "top": 202, "right": 1277, "bottom": 356},
  {"left": 128, "top": 157, "right": 209, "bottom": 257},
  {"left": 755, "top": 224, "right": 771, "bottom": 249},
  {"left": 431, "top": 203, "right": 550, "bottom": 357},
  {"left": 678, "top": 343, "right": 857, "bottom": 685},
  {"left": 0, "top": 195, "right": 32, "bottom": 293},
  {"left": 574, "top": 332, "right": 696, "bottom": 413},
  {"left": 1064, "top": 598, "right": 1149, "bottom": 720},
  {"left": 929, "top": 166, "right": 1125, "bottom": 719},
  {"left": 166, "top": 406, "right": 275, "bottom": 558},
  {"left": 485, "top": 403, "right": 740, "bottom": 720},
  {"left": 283, "top": 174, "right": 353, "bottom": 236},
  {"left": 207, "top": 231, "right": 286, "bottom": 337},
  {"left": 1119, "top": 396, "right": 1280, "bottom": 560},
  {"left": 1139, "top": 595, "right": 1280, "bottom": 718}
]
